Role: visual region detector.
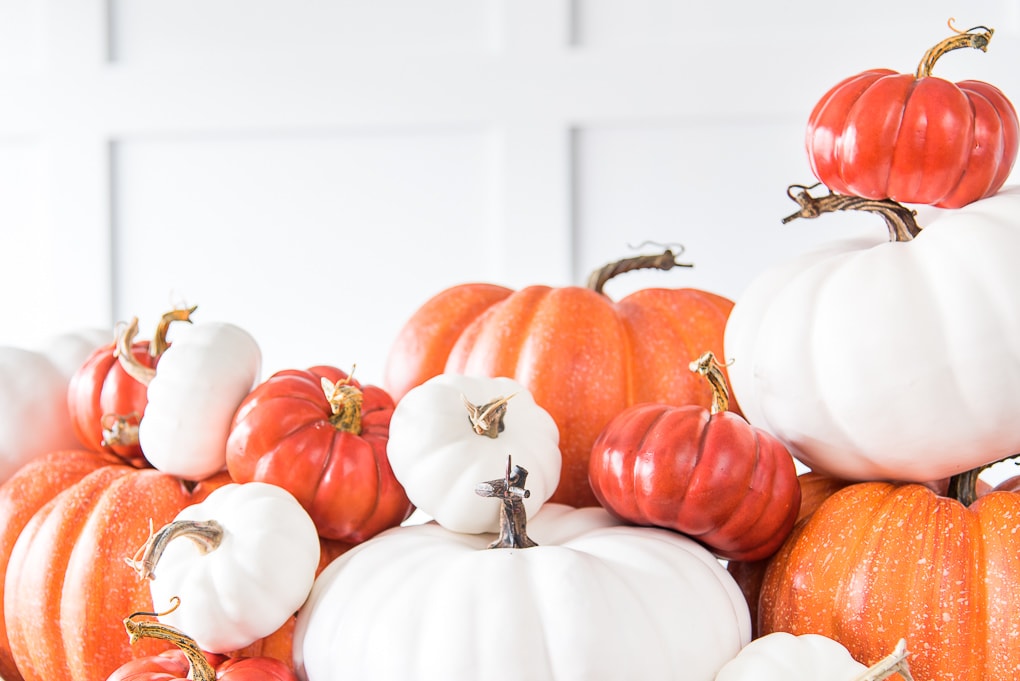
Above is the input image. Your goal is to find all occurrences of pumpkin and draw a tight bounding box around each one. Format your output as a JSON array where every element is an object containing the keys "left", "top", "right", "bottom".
[
  {"left": 589, "top": 351, "right": 800, "bottom": 561},
  {"left": 806, "top": 21, "right": 1018, "bottom": 208},
  {"left": 293, "top": 461, "right": 750, "bottom": 681},
  {"left": 108, "top": 604, "right": 297, "bottom": 681},
  {"left": 225, "top": 365, "right": 412, "bottom": 542},
  {"left": 386, "top": 373, "right": 560, "bottom": 533},
  {"left": 714, "top": 632, "right": 913, "bottom": 681},
  {"left": 67, "top": 307, "right": 195, "bottom": 465},
  {"left": 117, "top": 317, "right": 262, "bottom": 480},
  {"left": 384, "top": 249, "right": 737, "bottom": 508},
  {"left": 757, "top": 459, "right": 1020, "bottom": 681},
  {"left": 0, "top": 328, "right": 110, "bottom": 483},
  {"left": 0, "top": 448, "right": 231, "bottom": 681},
  {"left": 724, "top": 184, "right": 1020, "bottom": 483},
  {"left": 128, "top": 482, "right": 321, "bottom": 654}
]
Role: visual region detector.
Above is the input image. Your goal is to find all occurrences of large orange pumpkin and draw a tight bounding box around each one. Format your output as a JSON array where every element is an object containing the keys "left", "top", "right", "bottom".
[
  {"left": 383, "top": 250, "right": 737, "bottom": 508},
  {"left": 757, "top": 470, "right": 1020, "bottom": 681},
  {"left": 0, "top": 449, "right": 230, "bottom": 681}
]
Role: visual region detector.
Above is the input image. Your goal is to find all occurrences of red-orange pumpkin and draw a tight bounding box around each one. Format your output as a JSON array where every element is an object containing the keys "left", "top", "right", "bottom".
[
  {"left": 0, "top": 449, "right": 230, "bottom": 681},
  {"left": 758, "top": 474, "right": 1020, "bottom": 681},
  {"left": 384, "top": 251, "right": 737, "bottom": 508}
]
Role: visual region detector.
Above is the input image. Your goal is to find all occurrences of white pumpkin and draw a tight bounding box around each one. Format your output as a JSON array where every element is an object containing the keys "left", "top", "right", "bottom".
[
  {"left": 386, "top": 373, "right": 560, "bottom": 533},
  {"left": 715, "top": 632, "right": 866, "bottom": 680},
  {"left": 0, "top": 328, "right": 110, "bottom": 482},
  {"left": 131, "top": 320, "right": 261, "bottom": 480},
  {"left": 130, "top": 481, "right": 320, "bottom": 653},
  {"left": 725, "top": 185, "right": 1020, "bottom": 482},
  {"left": 294, "top": 502, "right": 751, "bottom": 681}
]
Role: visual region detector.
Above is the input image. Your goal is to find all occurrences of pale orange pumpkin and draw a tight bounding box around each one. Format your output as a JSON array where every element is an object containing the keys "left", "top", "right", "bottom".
[{"left": 384, "top": 250, "right": 737, "bottom": 508}]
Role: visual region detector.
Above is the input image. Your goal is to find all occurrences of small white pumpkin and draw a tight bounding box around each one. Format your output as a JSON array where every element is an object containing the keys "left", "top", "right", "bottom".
[
  {"left": 121, "top": 320, "right": 261, "bottom": 480},
  {"left": 294, "top": 493, "right": 750, "bottom": 681},
  {"left": 386, "top": 373, "right": 560, "bottom": 533},
  {"left": 715, "top": 632, "right": 866, "bottom": 680},
  {"left": 129, "top": 481, "right": 320, "bottom": 653},
  {"left": 0, "top": 328, "right": 110, "bottom": 482}
]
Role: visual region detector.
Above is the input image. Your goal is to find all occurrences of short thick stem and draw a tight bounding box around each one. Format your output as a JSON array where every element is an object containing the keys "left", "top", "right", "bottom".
[
  {"left": 586, "top": 249, "right": 693, "bottom": 295},
  {"left": 463, "top": 394, "right": 514, "bottom": 438},
  {"left": 126, "top": 519, "right": 224, "bottom": 581},
  {"left": 476, "top": 457, "right": 537, "bottom": 549},
  {"left": 321, "top": 377, "right": 363, "bottom": 435},
  {"left": 150, "top": 305, "right": 197, "bottom": 358},
  {"left": 783, "top": 184, "right": 921, "bottom": 242}
]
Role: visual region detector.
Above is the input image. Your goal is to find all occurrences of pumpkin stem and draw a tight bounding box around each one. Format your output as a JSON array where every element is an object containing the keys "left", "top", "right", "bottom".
[
  {"left": 321, "top": 374, "right": 364, "bottom": 435},
  {"left": 99, "top": 412, "right": 142, "bottom": 449},
  {"left": 150, "top": 305, "right": 198, "bottom": 358},
  {"left": 852, "top": 638, "right": 914, "bottom": 680},
  {"left": 782, "top": 183, "right": 921, "bottom": 242},
  {"left": 586, "top": 248, "right": 693, "bottom": 295},
  {"left": 915, "top": 20, "right": 993, "bottom": 79},
  {"left": 463, "top": 393, "right": 515, "bottom": 438},
  {"left": 125, "top": 518, "right": 224, "bottom": 580},
  {"left": 476, "top": 455, "right": 538, "bottom": 549},
  {"left": 124, "top": 597, "right": 217, "bottom": 681},
  {"left": 114, "top": 318, "right": 157, "bottom": 386},
  {"left": 689, "top": 351, "right": 731, "bottom": 414},
  {"left": 947, "top": 453, "right": 1020, "bottom": 506}
]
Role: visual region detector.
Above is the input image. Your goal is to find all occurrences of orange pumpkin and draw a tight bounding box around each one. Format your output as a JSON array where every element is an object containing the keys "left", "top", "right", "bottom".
[
  {"left": 757, "top": 470, "right": 1020, "bottom": 681},
  {"left": 384, "top": 250, "right": 737, "bottom": 508},
  {"left": 0, "top": 449, "right": 230, "bottom": 681}
]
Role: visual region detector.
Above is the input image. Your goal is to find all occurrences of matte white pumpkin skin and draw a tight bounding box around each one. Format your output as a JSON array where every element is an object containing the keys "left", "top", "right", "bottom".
[
  {"left": 139, "top": 321, "right": 261, "bottom": 480},
  {"left": 149, "top": 481, "right": 320, "bottom": 653},
  {"left": 0, "top": 328, "right": 110, "bottom": 482},
  {"left": 724, "top": 186, "right": 1020, "bottom": 482},
  {"left": 714, "top": 632, "right": 866, "bottom": 680},
  {"left": 387, "top": 374, "right": 561, "bottom": 533},
  {"left": 294, "top": 504, "right": 750, "bottom": 681}
]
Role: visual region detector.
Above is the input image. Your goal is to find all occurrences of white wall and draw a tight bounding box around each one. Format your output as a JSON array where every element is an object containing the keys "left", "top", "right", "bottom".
[{"left": 2, "top": 0, "right": 1019, "bottom": 383}]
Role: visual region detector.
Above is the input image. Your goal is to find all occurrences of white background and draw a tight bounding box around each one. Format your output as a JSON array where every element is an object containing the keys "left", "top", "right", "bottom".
[{"left": 2, "top": 0, "right": 1019, "bottom": 384}]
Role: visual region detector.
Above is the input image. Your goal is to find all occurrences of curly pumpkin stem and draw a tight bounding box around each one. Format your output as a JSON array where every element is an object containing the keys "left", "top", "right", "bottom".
[
  {"left": 783, "top": 183, "right": 922, "bottom": 242},
  {"left": 114, "top": 307, "right": 197, "bottom": 386},
  {"left": 916, "top": 19, "right": 994, "bottom": 79},
  {"left": 321, "top": 375, "right": 364, "bottom": 435},
  {"left": 852, "top": 638, "right": 914, "bottom": 681},
  {"left": 689, "top": 351, "right": 731, "bottom": 415},
  {"left": 150, "top": 305, "right": 198, "bottom": 357},
  {"left": 463, "top": 393, "right": 515, "bottom": 438},
  {"left": 125, "top": 518, "right": 224, "bottom": 580},
  {"left": 586, "top": 248, "right": 693, "bottom": 295},
  {"left": 124, "top": 597, "right": 217, "bottom": 681},
  {"left": 476, "top": 456, "right": 537, "bottom": 549}
]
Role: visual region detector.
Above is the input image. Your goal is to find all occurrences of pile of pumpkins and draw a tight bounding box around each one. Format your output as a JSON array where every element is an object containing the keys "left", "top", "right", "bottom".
[{"left": 2, "top": 20, "right": 1019, "bottom": 681}]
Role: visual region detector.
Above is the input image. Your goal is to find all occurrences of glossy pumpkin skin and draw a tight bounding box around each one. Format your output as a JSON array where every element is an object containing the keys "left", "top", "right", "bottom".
[
  {"left": 758, "top": 482, "right": 1020, "bottom": 681},
  {"left": 106, "top": 648, "right": 297, "bottom": 681},
  {"left": 589, "top": 402, "right": 800, "bottom": 561},
  {"left": 385, "top": 283, "right": 736, "bottom": 508},
  {"left": 226, "top": 366, "right": 412, "bottom": 543},
  {"left": 67, "top": 339, "right": 157, "bottom": 465},
  {"left": 807, "top": 69, "right": 1018, "bottom": 208},
  {"left": 0, "top": 450, "right": 230, "bottom": 681}
]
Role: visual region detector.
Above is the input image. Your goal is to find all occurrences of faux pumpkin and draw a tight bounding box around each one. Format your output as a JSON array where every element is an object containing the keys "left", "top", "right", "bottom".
[
  {"left": 293, "top": 462, "right": 750, "bottom": 681},
  {"left": 757, "top": 460, "right": 1020, "bottom": 681},
  {"left": 225, "top": 365, "right": 412, "bottom": 542},
  {"left": 117, "top": 317, "right": 262, "bottom": 480},
  {"left": 108, "top": 604, "right": 297, "bottom": 681},
  {"left": 589, "top": 351, "right": 800, "bottom": 561},
  {"left": 806, "top": 21, "right": 1018, "bottom": 208},
  {"left": 724, "top": 184, "right": 1020, "bottom": 482},
  {"left": 384, "top": 249, "right": 737, "bottom": 508},
  {"left": 68, "top": 307, "right": 195, "bottom": 465},
  {"left": 0, "top": 448, "right": 231, "bottom": 681},
  {"left": 714, "top": 632, "right": 913, "bottom": 681},
  {"left": 128, "top": 482, "right": 321, "bottom": 654},
  {"left": 0, "top": 328, "right": 110, "bottom": 483},
  {"left": 386, "top": 373, "right": 560, "bottom": 533}
]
